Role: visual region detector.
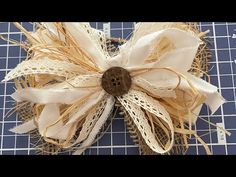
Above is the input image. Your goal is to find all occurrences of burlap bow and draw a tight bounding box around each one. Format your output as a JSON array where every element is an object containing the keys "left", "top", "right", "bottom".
[{"left": 2, "top": 22, "right": 227, "bottom": 155}]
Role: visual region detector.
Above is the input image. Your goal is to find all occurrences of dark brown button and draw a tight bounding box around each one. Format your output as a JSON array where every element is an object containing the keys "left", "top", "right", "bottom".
[{"left": 101, "top": 67, "right": 132, "bottom": 96}]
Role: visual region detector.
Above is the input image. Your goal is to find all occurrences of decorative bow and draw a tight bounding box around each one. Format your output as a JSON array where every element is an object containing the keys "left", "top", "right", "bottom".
[{"left": 2, "top": 22, "right": 228, "bottom": 155}]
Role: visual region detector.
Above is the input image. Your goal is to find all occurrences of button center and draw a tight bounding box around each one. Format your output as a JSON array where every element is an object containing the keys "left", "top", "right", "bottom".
[{"left": 101, "top": 67, "right": 132, "bottom": 96}]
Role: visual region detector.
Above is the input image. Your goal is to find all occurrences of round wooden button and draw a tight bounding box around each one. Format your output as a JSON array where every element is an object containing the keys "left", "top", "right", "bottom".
[{"left": 101, "top": 67, "right": 132, "bottom": 96}]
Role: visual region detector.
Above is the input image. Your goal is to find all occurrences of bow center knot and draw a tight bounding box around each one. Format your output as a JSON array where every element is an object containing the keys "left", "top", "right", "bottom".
[{"left": 101, "top": 67, "right": 131, "bottom": 96}]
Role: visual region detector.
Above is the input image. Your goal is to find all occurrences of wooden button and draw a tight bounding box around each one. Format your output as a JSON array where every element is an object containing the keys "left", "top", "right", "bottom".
[{"left": 101, "top": 67, "right": 131, "bottom": 96}]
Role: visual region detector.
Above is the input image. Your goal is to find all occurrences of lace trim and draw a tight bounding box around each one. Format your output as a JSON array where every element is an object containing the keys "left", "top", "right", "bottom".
[{"left": 3, "top": 59, "right": 80, "bottom": 82}]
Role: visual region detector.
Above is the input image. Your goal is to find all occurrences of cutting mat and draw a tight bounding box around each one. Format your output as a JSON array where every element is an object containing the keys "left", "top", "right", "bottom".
[{"left": 0, "top": 22, "right": 235, "bottom": 155}]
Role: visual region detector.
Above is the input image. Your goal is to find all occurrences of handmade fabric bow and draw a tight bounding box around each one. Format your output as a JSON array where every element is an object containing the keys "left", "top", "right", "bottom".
[{"left": 2, "top": 22, "right": 226, "bottom": 155}]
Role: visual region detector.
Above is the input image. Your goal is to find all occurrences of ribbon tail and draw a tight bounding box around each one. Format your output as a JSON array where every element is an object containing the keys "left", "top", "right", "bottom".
[
  {"left": 10, "top": 119, "right": 36, "bottom": 134},
  {"left": 73, "top": 96, "right": 115, "bottom": 155},
  {"left": 181, "top": 71, "right": 225, "bottom": 114},
  {"left": 11, "top": 87, "right": 97, "bottom": 104},
  {"left": 118, "top": 89, "right": 174, "bottom": 154}
]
